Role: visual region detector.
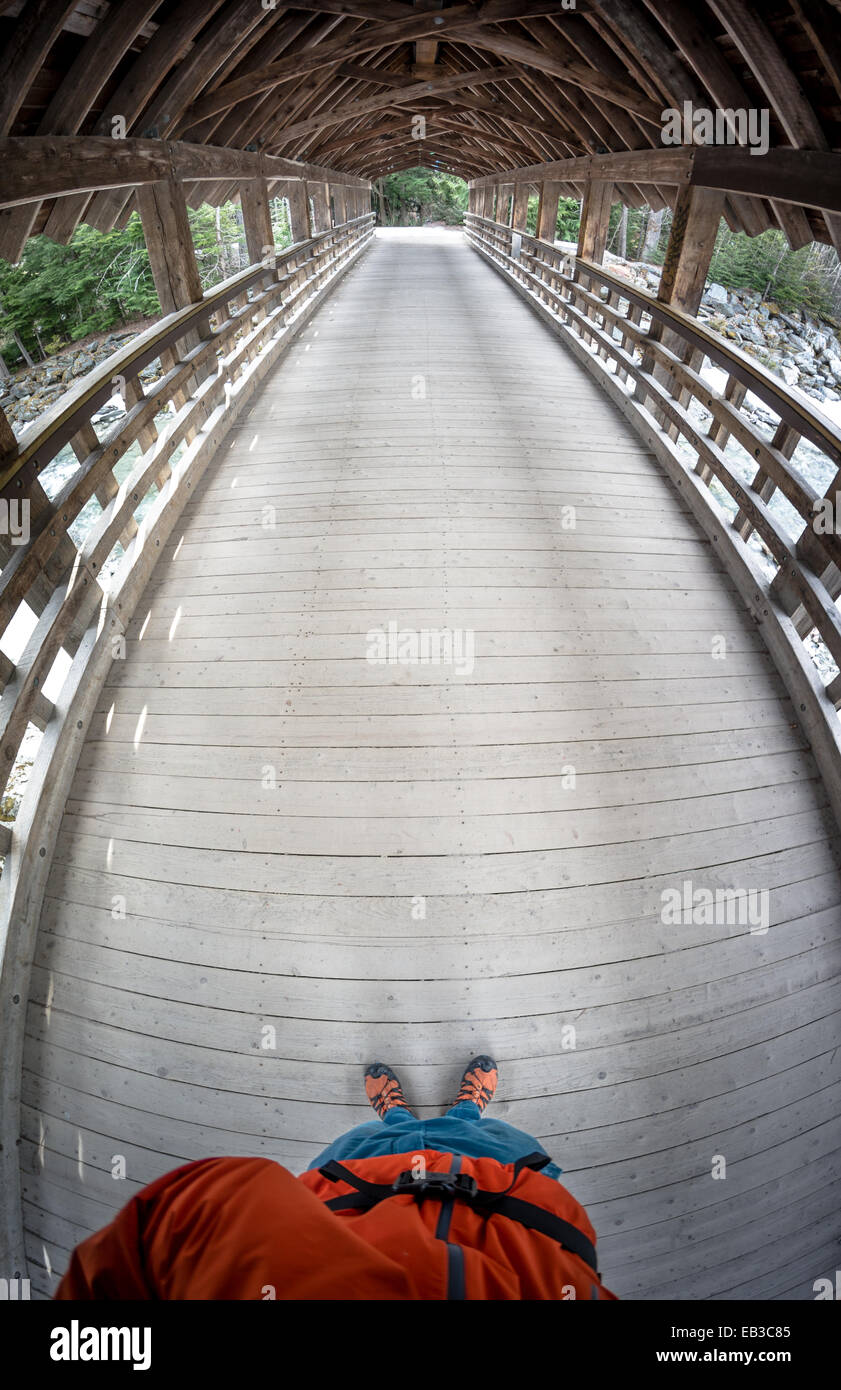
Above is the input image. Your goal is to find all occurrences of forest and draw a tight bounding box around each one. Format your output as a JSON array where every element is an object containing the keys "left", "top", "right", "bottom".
[{"left": 2, "top": 168, "right": 840, "bottom": 375}]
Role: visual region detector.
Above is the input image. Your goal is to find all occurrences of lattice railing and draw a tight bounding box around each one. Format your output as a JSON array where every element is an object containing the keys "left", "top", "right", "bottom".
[
  {"left": 0, "top": 214, "right": 374, "bottom": 854},
  {"left": 465, "top": 209, "right": 841, "bottom": 825},
  {"left": 0, "top": 213, "right": 376, "bottom": 1273}
]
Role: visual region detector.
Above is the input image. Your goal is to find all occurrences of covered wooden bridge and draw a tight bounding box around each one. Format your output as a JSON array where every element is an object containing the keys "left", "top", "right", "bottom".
[{"left": 1, "top": 1, "right": 841, "bottom": 1302}]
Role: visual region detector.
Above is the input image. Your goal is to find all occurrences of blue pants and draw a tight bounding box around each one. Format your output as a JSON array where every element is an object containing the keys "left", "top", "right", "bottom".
[{"left": 308, "top": 1101, "right": 562, "bottom": 1179}]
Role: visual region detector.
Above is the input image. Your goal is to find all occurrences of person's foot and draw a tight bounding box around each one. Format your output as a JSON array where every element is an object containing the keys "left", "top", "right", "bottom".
[
  {"left": 455, "top": 1055, "right": 498, "bottom": 1114},
  {"left": 364, "top": 1062, "right": 412, "bottom": 1118}
]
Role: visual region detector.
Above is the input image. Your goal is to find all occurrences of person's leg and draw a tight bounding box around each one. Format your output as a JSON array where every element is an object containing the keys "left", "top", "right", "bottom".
[
  {"left": 430, "top": 1055, "right": 562, "bottom": 1178},
  {"left": 307, "top": 1062, "right": 421, "bottom": 1170},
  {"left": 445, "top": 1055, "right": 499, "bottom": 1119}
]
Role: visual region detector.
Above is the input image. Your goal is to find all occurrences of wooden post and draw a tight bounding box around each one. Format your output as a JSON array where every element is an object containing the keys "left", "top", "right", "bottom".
[
  {"left": 136, "top": 175, "right": 210, "bottom": 413},
  {"left": 537, "top": 181, "right": 562, "bottom": 244},
  {"left": 136, "top": 177, "right": 203, "bottom": 317},
  {"left": 286, "top": 180, "right": 310, "bottom": 243},
  {"left": 480, "top": 186, "right": 495, "bottom": 219},
  {"left": 574, "top": 182, "right": 613, "bottom": 347},
  {"left": 332, "top": 184, "right": 347, "bottom": 226},
  {"left": 495, "top": 184, "right": 513, "bottom": 226},
  {"left": 309, "top": 180, "right": 330, "bottom": 235},
  {"left": 511, "top": 183, "right": 530, "bottom": 232},
  {"left": 639, "top": 185, "right": 725, "bottom": 433},
  {"left": 577, "top": 181, "right": 613, "bottom": 264},
  {"left": 0, "top": 406, "right": 15, "bottom": 461},
  {"left": 658, "top": 185, "right": 726, "bottom": 319},
  {"left": 239, "top": 177, "right": 274, "bottom": 268}
]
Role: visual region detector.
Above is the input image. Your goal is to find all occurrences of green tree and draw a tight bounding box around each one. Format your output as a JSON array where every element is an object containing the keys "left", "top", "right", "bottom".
[
  {"left": 0, "top": 199, "right": 257, "bottom": 368},
  {"left": 380, "top": 168, "right": 468, "bottom": 225}
]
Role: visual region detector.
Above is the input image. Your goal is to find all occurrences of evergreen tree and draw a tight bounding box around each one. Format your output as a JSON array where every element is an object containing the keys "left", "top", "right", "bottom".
[{"left": 380, "top": 169, "right": 468, "bottom": 225}]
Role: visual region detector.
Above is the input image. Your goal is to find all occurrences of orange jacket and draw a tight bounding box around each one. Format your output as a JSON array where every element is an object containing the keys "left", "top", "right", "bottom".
[{"left": 55, "top": 1151, "right": 617, "bottom": 1301}]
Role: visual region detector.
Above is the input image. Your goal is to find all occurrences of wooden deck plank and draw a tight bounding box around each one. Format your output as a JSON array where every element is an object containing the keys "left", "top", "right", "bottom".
[{"left": 21, "top": 227, "right": 841, "bottom": 1300}]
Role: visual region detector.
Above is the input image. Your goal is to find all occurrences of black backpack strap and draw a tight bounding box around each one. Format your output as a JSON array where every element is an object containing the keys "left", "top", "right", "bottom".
[
  {"left": 471, "top": 1192, "right": 598, "bottom": 1273},
  {"left": 318, "top": 1159, "right": 395, "bottom": 1209},
  {"left": 317, "top": 1152, "right": 598, "bottom": 1273}
]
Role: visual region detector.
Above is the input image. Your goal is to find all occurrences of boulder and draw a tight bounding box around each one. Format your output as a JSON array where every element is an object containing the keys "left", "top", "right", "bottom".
[
  {"left": 741, "top": 322, "right": 767, "bottom": 346},
  {"left": 71, "top": 351, "right": 95, "bottom": 376},
  {"left": 703, "top": 281, "right": 729, "bottom": 305}
]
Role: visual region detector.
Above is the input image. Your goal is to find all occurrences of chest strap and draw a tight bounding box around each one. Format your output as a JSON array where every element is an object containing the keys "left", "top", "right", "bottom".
[{"left": 318, "top": 1151, "right": 599, "bottom": 1276}]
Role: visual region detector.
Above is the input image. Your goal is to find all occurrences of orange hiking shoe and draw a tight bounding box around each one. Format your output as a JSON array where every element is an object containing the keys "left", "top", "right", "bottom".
[
  {"left": 455, "top": 1055, "right": 498, "bottom": 1114},
  {"left": 364, "top": 1063, "right": 413, "bottom": 1119}
]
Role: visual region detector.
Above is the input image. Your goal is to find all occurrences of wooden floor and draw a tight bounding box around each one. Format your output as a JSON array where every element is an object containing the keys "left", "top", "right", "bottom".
[{"left": 22, "top": 228, "right": 841, "bottom": 1300}]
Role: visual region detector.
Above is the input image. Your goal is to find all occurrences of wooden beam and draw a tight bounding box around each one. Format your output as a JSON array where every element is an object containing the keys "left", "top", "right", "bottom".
[
  {"left": 308, "top": 181, "right": 331, "bottom": 235},
  {"left": 135, "top": 178, "right": 204, "bottom": 317},
  {"left": 415, "top": 0, "right": 443, "bottom": 69},
  {"left": 240, "top": 177, "right": 275, "bottom": 265},
  {"left": 645, "top": 0, "right": 814, "bottom": 250},
  {"left": 447, "top": 26, "right": 664, "bottom": 125},
  {"left": 181, "top": 5, "right": 482, "bottom": 126},
  {"left": 141, "top": 0, "right": 272, "bottom": 141},
  {"left": 469, "top": 146, "right": 841, "bottom": 225},
  {"left": 0, "top": 0, "right": 78, "bottom": 136},
  {"left": 639, "top": 182, "right": 725, "bottom": 437},
  {"left": 496, "top": 184, "right": 513, "bottom": 225},
  {"left": 0, "top": 407, "right": 16, "bottom": 459},
  {"left": 706, "top": 0, "right": 841, "bottom": 250},
  {"left": 577, "top": 180, "right": 613, "bottom": 263},
  {"left": 536, "top": 180, "right": 563, "bottom": 243},
  {"left": 0, "top": 0, "right": 161, "bottom": 261},
  {"left": 332, "top": 183, "right": 347, "bottom": 225},
  {"left": 657, "top": 184, "right": 724, "bottom": 317},
  {"left": 0, "top": 137, "right": 368, "bottom": 211},
  {"left": 285, "top": 179, "right": 312, "bottom": 242},
  {"left": 269, "top": 64, "right": 522, "bottom": 146},
  {"left": 50, "top": 0, "right": 229, "bottom": 241},
  {"left": 511, "top": 183, "right": 531, "bottom": 231},
  {"left": 789, "top": 0, "right": 841, "bottom": 106}
]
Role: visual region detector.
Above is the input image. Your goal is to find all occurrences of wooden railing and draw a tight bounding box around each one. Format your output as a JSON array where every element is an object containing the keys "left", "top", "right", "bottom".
[
  {"left": 0, "top": 211, "right": 375, "bottom": 1274},
  {"left": 465, "top": 210, "right": 841, "bottom": 829}
]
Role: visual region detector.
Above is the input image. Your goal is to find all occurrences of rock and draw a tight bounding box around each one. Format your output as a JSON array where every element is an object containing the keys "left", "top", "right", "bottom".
[
  {"left": 704, "top": 281, "right": 730, "bottom": 305},
  {"left": 779, "top": 365, "right": 799, "bottom": 386},
  {"left": 741, "top": 323, "right": 767, "bottom": 346},
  {"left": 826, "top": 356, "right": 841, "bottom": 383},
  {"left": 71, "top": 351, "right": 95, "bottom": 376},
  {"left": 824, "top": 388, "right": 841, "bottom": 402}
]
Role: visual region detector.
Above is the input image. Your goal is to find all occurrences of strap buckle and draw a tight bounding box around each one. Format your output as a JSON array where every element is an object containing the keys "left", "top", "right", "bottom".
[{"left": 392, "top": 1170, "right": 479, "bottom": 1202}]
